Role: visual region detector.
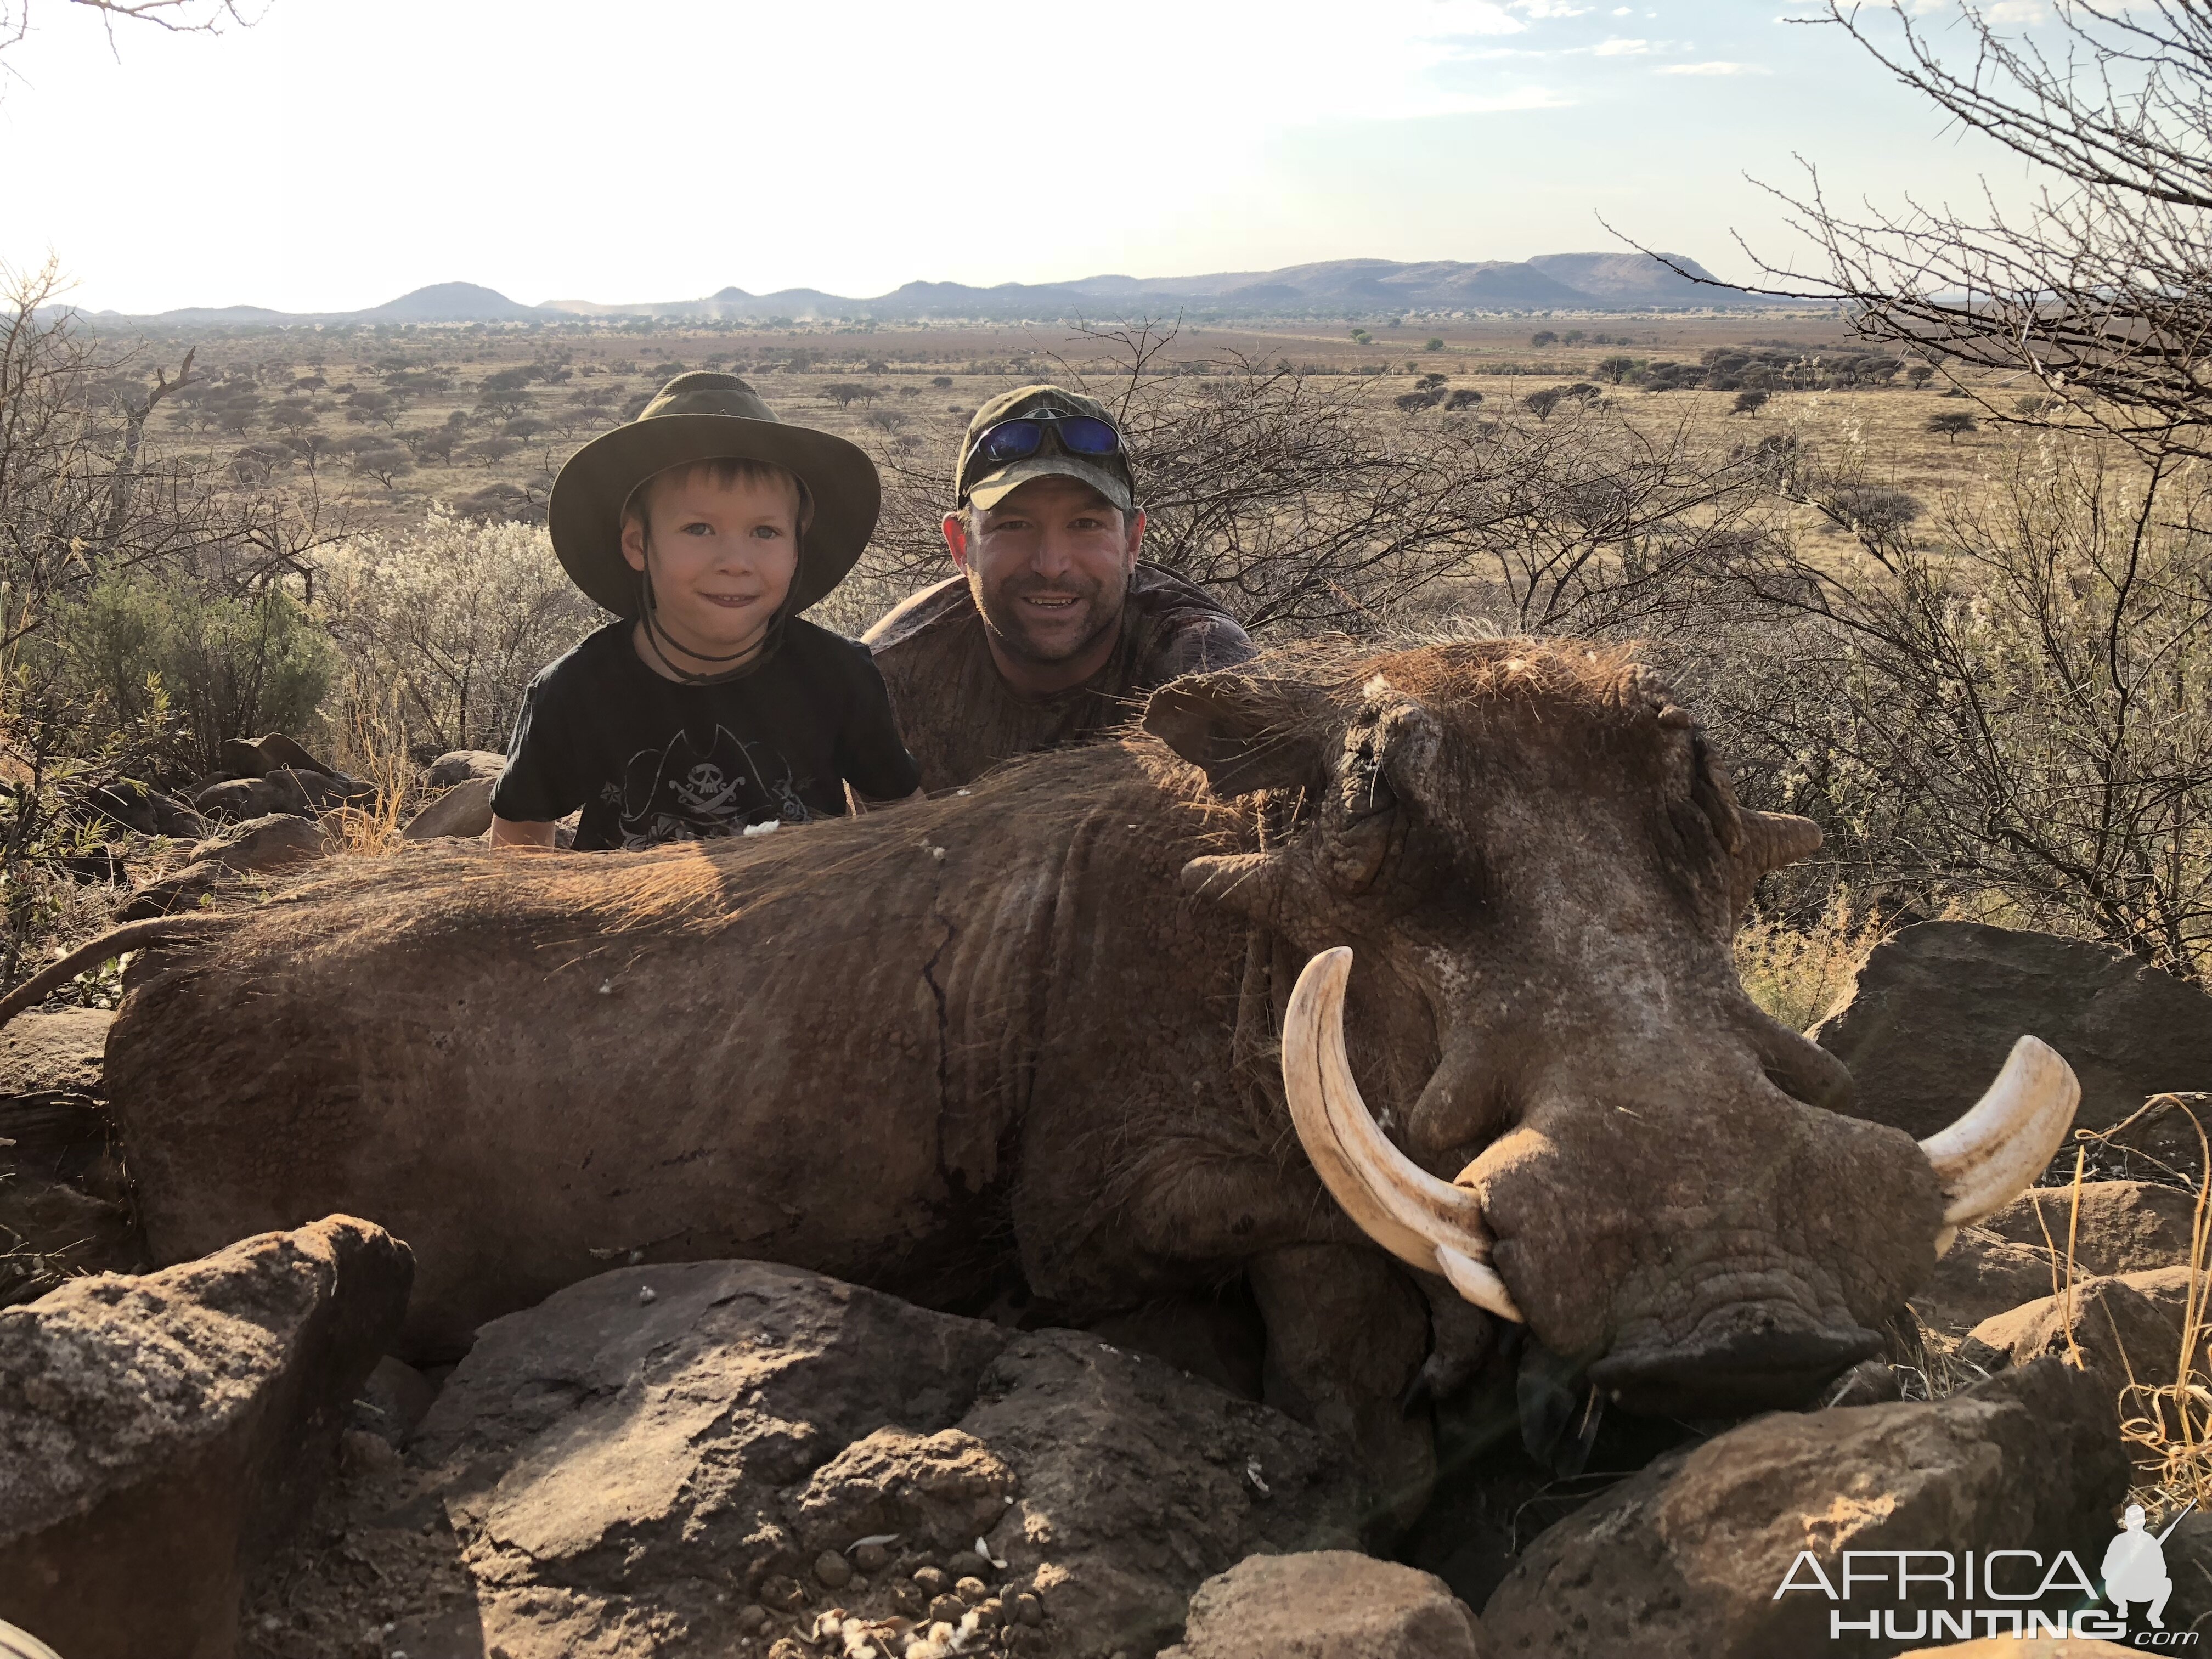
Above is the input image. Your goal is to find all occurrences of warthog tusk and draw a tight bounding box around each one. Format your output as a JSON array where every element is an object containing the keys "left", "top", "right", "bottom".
[
  {"left": 1434, "top": 1243, "right": 1526, "bottom": 1324},
  {"left": 1282, "top": 946, "right": 1525, "bottom": 1323},
  {"left": 1918, "top": 1035, "right": 2081, "bottom": 1231}
]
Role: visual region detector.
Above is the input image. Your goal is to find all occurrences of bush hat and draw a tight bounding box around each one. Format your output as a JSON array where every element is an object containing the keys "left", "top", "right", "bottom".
[
  {"left": 549, "top": 372, "right": 880, "bottom": 617},
  {"left": 955, "top": 383, "right": 1136, "bottom": 514}
]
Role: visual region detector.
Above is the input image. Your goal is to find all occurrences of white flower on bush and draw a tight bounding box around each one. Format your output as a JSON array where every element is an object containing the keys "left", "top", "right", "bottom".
[{"left": 321, "top": 506, "right": 602, "bottom": 757}]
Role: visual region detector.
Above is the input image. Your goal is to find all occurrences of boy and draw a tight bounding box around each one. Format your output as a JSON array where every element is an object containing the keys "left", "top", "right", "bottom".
[{"left": 490, "top": 372, "right": 920, "bottom": 850}]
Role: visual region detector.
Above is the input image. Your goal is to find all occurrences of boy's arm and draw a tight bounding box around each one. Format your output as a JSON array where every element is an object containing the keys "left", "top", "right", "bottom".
[
  {"left": 490, "top": 815, "right": 558, "bottom": 849},
  {"left": 837, "top": 647, "right": 925, "bottom": 808},
  {"left": 489, "top": 665, "right": 588, "bottom": 848}
]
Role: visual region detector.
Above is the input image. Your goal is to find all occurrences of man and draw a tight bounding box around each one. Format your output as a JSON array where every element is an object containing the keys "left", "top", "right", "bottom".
[{"left": 864, "top": 385, "right": 1255, "bottom": 792}]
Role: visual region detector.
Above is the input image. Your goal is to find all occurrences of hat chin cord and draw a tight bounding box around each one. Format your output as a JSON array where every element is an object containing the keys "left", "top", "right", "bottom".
[{"left": 635, "top": 534, "right": 798, "bottom": 687}]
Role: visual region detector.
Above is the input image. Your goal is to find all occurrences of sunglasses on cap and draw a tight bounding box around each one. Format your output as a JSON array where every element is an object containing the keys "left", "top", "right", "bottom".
[{"left": 962, "top": 408, "right": 1125, "bottom": 488}]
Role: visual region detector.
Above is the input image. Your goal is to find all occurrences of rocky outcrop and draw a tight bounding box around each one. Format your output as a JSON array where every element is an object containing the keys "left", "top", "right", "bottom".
[
  {"left": 1814, "top": 921, "right": 2212, "bottom": 1139},
  {"left": 248, "top": 1260, "right": 1363, "bottom": 1659},
  {"left": 1983, "top": 1181, "right": 2199, "bottom": 1278},
  {"left": 1961, "top": 1265, "right": 2194, "bottom": 1393},
  {"left": 189, "top": 733, "right": 373, "bottom": 825},
  {"left": 1480, "top": 1359, "right": 2129, "bottom": 1658},
  {"left": 1161, "top": 1553, "right": 1484, "bottom": 1658},
  {"left": 0, "top": 1216, "right": 413, "bottom": 1659},
  {"left": 120, "top": 813, "right": 341, "bottom": 919},
  {"left": 1908, "top": 1228, "right": 2063, "bottom": 1335}
]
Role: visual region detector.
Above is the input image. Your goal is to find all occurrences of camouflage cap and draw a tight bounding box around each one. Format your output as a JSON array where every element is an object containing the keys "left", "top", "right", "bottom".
[{"left": 955, "top": 383, "right": 1136, "bottom": 514}]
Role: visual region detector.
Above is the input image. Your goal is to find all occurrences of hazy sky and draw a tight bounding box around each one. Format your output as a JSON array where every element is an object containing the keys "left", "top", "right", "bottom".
[{"left": 2, "top": 0, "right": 2046, "bottom": 313}]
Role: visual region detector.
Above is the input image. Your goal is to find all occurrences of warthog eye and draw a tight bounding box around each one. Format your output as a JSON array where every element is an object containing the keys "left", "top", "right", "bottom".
[{"left": 1344, "top": 738, "right": 1397, "bottom": 819}]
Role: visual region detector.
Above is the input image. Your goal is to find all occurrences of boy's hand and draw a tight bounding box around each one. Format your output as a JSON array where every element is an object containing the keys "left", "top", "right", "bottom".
[{"left": 490, "top": 815, "right": 558, "bottom": 849}]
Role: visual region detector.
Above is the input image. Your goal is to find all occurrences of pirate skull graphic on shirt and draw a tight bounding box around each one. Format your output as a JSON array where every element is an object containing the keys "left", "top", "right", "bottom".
[{"left": 617, "top": 726, "right": 816, "bottom": 848}]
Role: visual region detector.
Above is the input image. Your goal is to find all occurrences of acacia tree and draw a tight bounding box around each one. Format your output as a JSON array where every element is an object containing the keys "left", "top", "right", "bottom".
[
  {"left": 1688, "top": 2, "right": 2212, "bottom": 458},
  {"left": 1683, "top": 443, "right": 2212, "bottom": 979},
  {"left": 865, "top": 320, "right": 1775, "bottom": 638}
]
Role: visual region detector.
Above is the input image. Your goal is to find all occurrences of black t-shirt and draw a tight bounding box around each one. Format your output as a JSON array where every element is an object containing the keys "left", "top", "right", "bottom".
[{"left": 492, "top": 618, "right": 922, "bottom": 851}]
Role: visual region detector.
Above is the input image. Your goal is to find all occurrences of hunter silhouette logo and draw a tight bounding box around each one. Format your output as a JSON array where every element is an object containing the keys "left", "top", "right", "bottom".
[{"left": 2104, "top": 1500, "right": 2192, "bottom": 1631}]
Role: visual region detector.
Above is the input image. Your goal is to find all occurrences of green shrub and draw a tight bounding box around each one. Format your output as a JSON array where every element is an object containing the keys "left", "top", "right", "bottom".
[{"left": 63, "top": 571, "right": 336, "bottom": 776}]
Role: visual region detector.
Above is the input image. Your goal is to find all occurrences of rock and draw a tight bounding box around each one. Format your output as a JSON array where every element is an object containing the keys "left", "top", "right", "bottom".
[
  {"left": 266, "top": 766, "right": 370, "bottom": 811},
  {"left": 1163, "top": 1551, "right": 1483, "bottom": 1658},
  {"left": 350, "top": 1355, "right": 437, "bottom": 1448},
  {"left": 0, "top": 1008, "right": 137, "bottom": 1306},
  {"left": 2151, "top": 1509, "right": 2212, "bottom": 1638},
  {"left": 1961, "top": 1265, "right": 2193, "bottom": 1394},
  {"left": 814, "top": 1548, "right": 853, "bottom": 1589},
  {"left": 424, "top": 750, "right": 506, "bottom": 790},
  {"left": 116, "top": 858, "right": 227, "bottom": 919},
  {"left": 400, "top": 775, "right": 496, "bottom": 840},
  {"left": 1983, "top": 1181, "right": 2199, "bottom": 1278},
  {"left": 1908, "top": 1228, "right": 2066, "bottom": 1335},
  {"left": 1480, "top": 1359, "right": 2129, "bottom": 1658},
  {"left": 193, "top": 772, "right": 314, "bottom": 823},
  {"left": 1814, "top": 921, "right": 2212, "bottom": 1140},
  {"left": 0, "top": 1005, "right": 108, "bottom": 1101},
  {"left": 219, "top": 733, "right": 335, "bottom": 780},
  {"left": 247, "top": 1260, "right": 1361, "bottom": 1659},
  {"left": 1822, "top": 1358, "right": 1903, "bottom": 1407},
  {"left": 117, "top": 813, "right": 338, "bottom": 920},
  {"left": 0, "top": 1216, "right": 413, "bottom": 1659},
  {"left": 193, "top": 812, "right": 336, "bottom": 876},
  {"left": 71, "top": 778, "right": 204, "bottom": 839}
]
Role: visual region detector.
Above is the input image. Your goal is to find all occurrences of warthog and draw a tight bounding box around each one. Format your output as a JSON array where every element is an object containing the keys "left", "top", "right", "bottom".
[{"left": 4, "top": 637, "right": 2072, "bottom": 1503}]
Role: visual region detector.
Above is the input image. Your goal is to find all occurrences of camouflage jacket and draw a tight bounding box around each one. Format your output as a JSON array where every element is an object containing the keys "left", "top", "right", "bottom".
[{"left": 862, "top": 562, "right": 1256, "bottom": 793}]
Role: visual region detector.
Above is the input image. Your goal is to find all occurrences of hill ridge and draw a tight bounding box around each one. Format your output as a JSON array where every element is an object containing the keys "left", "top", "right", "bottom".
[{"left": 99, "top": 253, "right": 1782, "bottom": 324}]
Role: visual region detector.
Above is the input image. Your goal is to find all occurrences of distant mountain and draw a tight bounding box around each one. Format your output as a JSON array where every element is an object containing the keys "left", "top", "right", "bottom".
[
  {"left": 92, "top": 253, "right": 1788, "bottom": 328},
  {"left": 103, "top": 282, "right": 554, "bottom": 326},
  {"left": 142, "top": 304, "right": 293, "bottom": 324},
  {"left": 353, "top": 283, "right": 551, "bottom": 322},
  {"left": 1526, "top": 252, "right": 1718, "bottom": 307},
  {"left": 538, "top": 252, "right": 1766, "bottom": 320}
]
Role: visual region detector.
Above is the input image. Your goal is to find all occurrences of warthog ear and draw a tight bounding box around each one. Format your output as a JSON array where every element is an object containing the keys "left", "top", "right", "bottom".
[
  {"left": 1144, "top": 672, "right": 1324, "bottom": 798},
  {"left": 1740, "top": 810, "right": 1823, "bottom": 873}
]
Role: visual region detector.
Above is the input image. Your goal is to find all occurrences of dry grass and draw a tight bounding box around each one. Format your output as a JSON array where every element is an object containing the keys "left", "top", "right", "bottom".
[
  {"left": 321, "top": 672, "right": 414, "bottom": 856},
  {"left": 2099, "top": 1098, "right": 2212, "bottom": 1525},
  {"left": 1733, "top": 889, "right": 1888, "bottom": 1033},
  {"left": 1889, "top": 1096, "right": 2212, "bottom": 1525},
  {"left": 131, "top": 314, "right": 2057, "bottom": 543}
]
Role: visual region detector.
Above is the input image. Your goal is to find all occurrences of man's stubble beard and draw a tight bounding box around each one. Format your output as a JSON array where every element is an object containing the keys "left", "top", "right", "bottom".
[{"left": 972, "top": 564, "right": 1129, "bottom": 667}]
